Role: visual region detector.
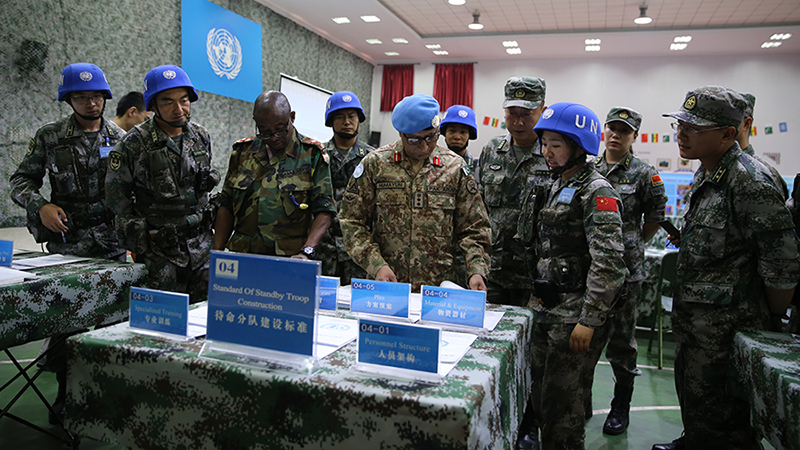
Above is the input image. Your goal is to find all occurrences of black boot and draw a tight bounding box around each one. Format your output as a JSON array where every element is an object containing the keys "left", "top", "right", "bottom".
[
  {"left": 602, "top": 381, "right": 634, "bottom": 435},
  {"left": 651, "top": 436, "right": 685, "bottom": 450}
]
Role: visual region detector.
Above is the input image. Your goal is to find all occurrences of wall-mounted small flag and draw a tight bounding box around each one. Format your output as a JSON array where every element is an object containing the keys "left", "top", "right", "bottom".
[
  {"left": 751, "top": 126, "right": 757, "bottom": 136},
  {"left": 483, "top": 116, "right": 490, "bottom": 126},
  {"left": 651, "top": 133, "right": 658, "bottom": 143},
  {"left": 491, "top": 118, "right": 499, "bottom": 127},
  {"left": 641, "top": 134, "right": 648, "bottom": 143},
  {"left": 663, "top": 134, "right": 670, "bottom": 143}
]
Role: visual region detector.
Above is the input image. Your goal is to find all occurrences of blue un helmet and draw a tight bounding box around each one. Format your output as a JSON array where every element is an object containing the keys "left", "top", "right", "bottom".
[
  {"left": 58, "top": 63, "right": 112, "bottom": 102},
  {"left": 143, "top": 65, "right": 199, "bottom": 111},
  {"left": 325, "top": 91, "right": 366, "bottom": 127},
  {"left": 534, "top": 102, "right": 601, "bottom": 156},
  {"left": 440, "top": 105, "right": 477, "bottom": 140}
]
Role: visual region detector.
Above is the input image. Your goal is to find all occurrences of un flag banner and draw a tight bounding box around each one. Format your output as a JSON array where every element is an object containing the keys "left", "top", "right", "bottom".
[{"left": 182, "top": 0, "right": 262, "bottom": 102}]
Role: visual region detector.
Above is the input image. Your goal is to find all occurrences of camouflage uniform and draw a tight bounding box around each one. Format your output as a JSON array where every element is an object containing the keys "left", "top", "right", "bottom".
[
  {"left": 340, "top": 141, "right": 491, "bottom": 291},
  {"left": 315, "top": 138, "right": 373, "bottom": 283},
  {"left": 216, "top": 131, "right": 336, "bottom": 256},
  {"left": 451, "top": 151, "right": 480, "bottom": 287},
  {"left": 592, "top": 150, "right": 667, "bottom": 383},
  {"left": 529, "top": 164, "right": 628, "bottom": 449},
  {"left": 788, "top": 175, "right": 800, "bottom": 335},
  {"left": 672, "top": 143, "right": 800, "bottom": 449},
  {"left": 742, "top": 144, "right": 788, "bottom": 199},
  {"left": 10, "top": 115, "right": 126, "bottom": 261},
  {"left": 476, "top": 134, "right": 551, "bottom": 304},
  {"left": 105, "top": 117, "right": 218, "bottom": 303}
]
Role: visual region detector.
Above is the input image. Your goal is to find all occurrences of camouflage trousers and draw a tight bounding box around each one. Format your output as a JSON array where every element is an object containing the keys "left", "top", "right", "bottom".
[
  {"left": 45, "top": 222, "right": 126, "bottom": 261},
  {"left": 531, "top": 321, "right": 607, "bottom": 450},
  {"left": 317, "top": 236, "right": 367, "bottom": 285},
  {"left": 138, "top": 252, "right": 209, "bottom": 304},
  {"left": 487, "top": 279, "right": 534, "bottom": 307},
  {"left": 673, "top": 304, "right": 763, "bottom": 450}
]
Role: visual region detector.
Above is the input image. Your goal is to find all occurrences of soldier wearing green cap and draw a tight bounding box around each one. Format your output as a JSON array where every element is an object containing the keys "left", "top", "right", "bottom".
[
  {"left": 734, "top": 92, "right": 788, "bottom": 199},
  {"left": 652, "top": 86, "right": 799, "bottom": 450},
  {"left": 587, "top": 107, "right": 667, "bottom": 436},
  {"left": 475, "top": 77, "right": 552, "bottom": 306},
  {"left": 340, "top": 94, "right": 491, "bottom": 291}
]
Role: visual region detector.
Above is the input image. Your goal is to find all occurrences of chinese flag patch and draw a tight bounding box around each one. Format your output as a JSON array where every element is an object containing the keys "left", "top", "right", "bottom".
[
  {"left": 651, "top": 174, "right": 663, "bottom": 186},
  {"left": 597, "top": 196, "right": 618, "bottom": 211}
]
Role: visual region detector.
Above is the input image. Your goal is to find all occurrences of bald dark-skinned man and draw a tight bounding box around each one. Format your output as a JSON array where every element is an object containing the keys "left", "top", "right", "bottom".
[{"left": 214, "top": 91, "right": 336, "bottom": 259}]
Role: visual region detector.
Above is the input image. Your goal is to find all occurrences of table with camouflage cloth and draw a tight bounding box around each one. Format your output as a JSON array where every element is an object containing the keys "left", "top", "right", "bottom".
[
  {"left": 64, "top": 305, "right": 534, "bottom": 450},
  {"left": 731, "top": 330, "right": 800, "bottom": 450},
  {"left": 638, "top": 248, "right": 675, "bottom": 331},
  {"left": 0, "top": 252, "right": 147, "bottom": 351}
]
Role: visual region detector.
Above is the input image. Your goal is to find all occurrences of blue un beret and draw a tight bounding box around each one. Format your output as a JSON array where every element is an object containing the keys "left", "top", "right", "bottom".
[{"left": 392, "top": 94, "right": 441, "bottom": 134}]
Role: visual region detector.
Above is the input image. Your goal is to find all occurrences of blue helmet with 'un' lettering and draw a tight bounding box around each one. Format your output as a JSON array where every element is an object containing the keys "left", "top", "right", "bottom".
[{"left": 534, "top": 102, "right": 601, "bottom": 155}]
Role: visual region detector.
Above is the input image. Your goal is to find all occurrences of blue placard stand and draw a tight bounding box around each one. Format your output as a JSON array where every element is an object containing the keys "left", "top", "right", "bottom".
[
  {"left": 199, "top": 251, "right": 321, "bottom": 374},
  {"left": 0, "top": 240, "right": 12, "bottom": 267},
  {"left": 420, "top": 285, "right": 487, "bottom": 331},
  {"left": 129, "top": 286, "right": 190, "bottom": 340},
  {"left": 354, "top": 318, "right": 443, "bottom": 384},
  {"left": 318, "top": 276, "right": 339, "bottom": 312},
  {"left": 350, "top": 278, "right": 412, "bottom": 321}
]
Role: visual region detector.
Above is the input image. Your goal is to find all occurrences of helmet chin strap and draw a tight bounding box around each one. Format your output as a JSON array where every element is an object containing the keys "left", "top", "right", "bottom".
[
  {"left": 335, "top": 131, "right": 358, "bottom": 140},
  {"left": 549, "top": 147, "right": 581, "bottom": 180},
  {"left": 154, "top": 107, "right": 190, "bottom": 129},
  {"left": 69, "top": 101, "right": 105, "bottom": 122},
  {"left": 334, "top": 123, "right": 359, "bottom": 141},
  {"left": 447, "top": 142, "right": 468, "bottom": 153}
]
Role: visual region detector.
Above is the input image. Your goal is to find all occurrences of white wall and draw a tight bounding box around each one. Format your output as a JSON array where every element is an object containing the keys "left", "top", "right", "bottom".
[{"left": 370, "top": 53, "right": 800, "bottom": 177}]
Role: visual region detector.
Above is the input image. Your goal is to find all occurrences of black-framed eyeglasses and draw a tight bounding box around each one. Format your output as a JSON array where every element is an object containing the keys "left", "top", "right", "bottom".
[
  {"left": 670, "top": 122, "right": 727, "bottom": 135},
  {"left": 255, "top": 122, "right": 291, "bottom": 140},
  {"left": 70, "top": 93, "right": 104, "bottom": 104},
  {"left": 404, "top": 131, "right": 439, "bottom": 146}
]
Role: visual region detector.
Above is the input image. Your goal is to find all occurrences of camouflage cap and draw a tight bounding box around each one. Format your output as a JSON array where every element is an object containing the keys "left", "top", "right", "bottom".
[
  {"left": 662, "top": 85, "right": 747, "bottom": 128},
  {"left": 742, "top": 92, "right": 756, "bottom": 118},
  {"left": 605, "top": 107, "right": 642, "bottom": 132},
  {"left": 502, "top": 77, "right": 546, "bottom": 109}
]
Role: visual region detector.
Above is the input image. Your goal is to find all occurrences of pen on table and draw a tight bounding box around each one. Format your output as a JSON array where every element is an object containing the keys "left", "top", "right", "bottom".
[{"left": 58, "top": 213, "right": 66, "bottom": 243}]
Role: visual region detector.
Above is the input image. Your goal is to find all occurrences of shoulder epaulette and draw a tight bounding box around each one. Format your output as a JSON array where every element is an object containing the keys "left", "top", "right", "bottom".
[
  {"left": 301, "top": 136, "right": 325, "bottom": 150},
  {"left": 234, "top": 136, "right": 255, "bottom": 145}
]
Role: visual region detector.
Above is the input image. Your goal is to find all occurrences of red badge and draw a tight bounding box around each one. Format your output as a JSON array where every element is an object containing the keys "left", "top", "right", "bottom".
[
  {"left": 433, "top": 156, "right": 441, "bottom": 166},
  {"left": 393, "top": 151, "right": 401, "bottom": 162},
  {"left": 651, "top": 174, "right": 663, "bottom": 186},
  {"left": 596, "top": 196, "right": 618, "bottom": 211}
]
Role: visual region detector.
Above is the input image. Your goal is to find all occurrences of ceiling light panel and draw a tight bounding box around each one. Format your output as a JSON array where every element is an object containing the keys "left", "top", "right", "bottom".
[
  {"left": 433, "top": 50, "right": 449, "bottom": 55},
  {"left": 366, "top": 39, "right": 382, "bottom": 45},
  {"left": 503, "top": 41, "right": 519, "bottom": 47},
  {"left": 331, "top": 17, "right": 350, "bottom": 24},
  {"left": 506, "top": 48, "right": 522, "bottom": 54},
  {"left": 392, "top": 38, "right": 408, "bottom": 44},
  {"left": 360, "top": 15, "right": 381, "bottom": 23}
]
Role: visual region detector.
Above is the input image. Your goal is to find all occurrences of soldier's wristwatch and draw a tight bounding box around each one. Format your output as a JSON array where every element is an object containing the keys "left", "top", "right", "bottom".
[{"left": 300, "top": 245, "right": 317, "bottom": 259}]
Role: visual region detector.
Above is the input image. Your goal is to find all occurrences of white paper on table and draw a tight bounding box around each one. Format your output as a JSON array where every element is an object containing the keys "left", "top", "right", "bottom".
[
  {"left": 12, "top": 248, "right": 34, "bottom": 255},
  {"left": 315, "top": 343, "right": 340, "bottom": 359},
  {"left": 187, "top": 324, "right": 207, "bottom": 338},
  {"left": 483, "top": 310, "right": 504, "bottom": 331},
  {"left": 12, "top": 254, "right": 91, "bottom": 270},
  {"left": 188, "top": 303, "right": 208, "bottom": 327},
  {"left": 0, "top": 266, "right": 35, "bottom": 287},
  {"left": 336, "top": 284, "right": 352, "bottom": 308},
  {"left": 437, "top": 330, "right": 478, "bottom": 377},
  {"left": 316, "top": 316, "right": 358, "bottom": 347}
]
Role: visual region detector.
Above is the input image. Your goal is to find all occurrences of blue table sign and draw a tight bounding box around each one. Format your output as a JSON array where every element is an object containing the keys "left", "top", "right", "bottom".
[
  {"left": 357, "top": 319, "right": 440, "bottom": 374},
  {"left": 319, "top": 276, "right": 339, "bottom": 311},
  {"left": 421, "top": 285, "right": 486, "bottom": 328},
  {"left": 0, "top": 240, "right": 12, "bottom": 267},
  {"left": 206, "top": 251, "right": 319, "bottom": 356},
  {"left": 350, "top": 278, "right": 410, "bottom": 318},
  {"left": 130, "top": 287, "right": 189, "bottom": 336}
]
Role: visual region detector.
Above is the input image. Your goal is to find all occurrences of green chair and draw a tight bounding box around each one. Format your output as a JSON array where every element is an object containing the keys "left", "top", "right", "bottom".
[{"left": 648, "top": 251, "right": 678, "bottom": 369}]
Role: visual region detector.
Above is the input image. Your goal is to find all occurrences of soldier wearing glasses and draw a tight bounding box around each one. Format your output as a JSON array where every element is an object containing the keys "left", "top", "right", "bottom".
[
  {"left": 11, "top": 63, "right": 125, "bottom": 262},
  {"left": 339, "top": 94, "right": 491, "bottom": 291},
  {"left": 10, "top": 62, "right": 126, "bottom": 425},
  {"left": 652, "top": 86, "right": 799, "bottom": 450},
  {"left": 213, "top": 90, "right": 336, "bottom": 260}
]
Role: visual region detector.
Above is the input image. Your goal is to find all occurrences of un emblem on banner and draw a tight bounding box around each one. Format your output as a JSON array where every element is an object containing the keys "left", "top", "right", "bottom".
[{"left": 206, "top": 28, "right": 243, "bottom": 80}]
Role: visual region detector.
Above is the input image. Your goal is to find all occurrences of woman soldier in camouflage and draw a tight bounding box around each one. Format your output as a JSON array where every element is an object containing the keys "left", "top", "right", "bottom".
[{"left": 525, "top": 102, "right": 628, "bottom": 449}]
